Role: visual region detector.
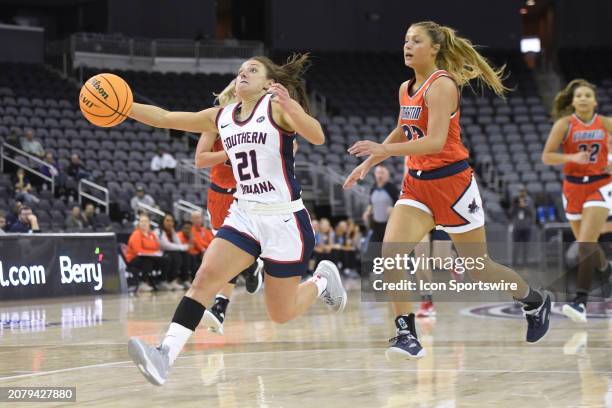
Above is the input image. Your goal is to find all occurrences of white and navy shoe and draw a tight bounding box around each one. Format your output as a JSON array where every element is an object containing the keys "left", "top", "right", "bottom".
[
  {"left": 524, "top": 293, "right": 551, "bottom": 343},
  {"left": 316, "top": 261, "right": 347, "bottom": 313},
  {"left": 562, "top": 302, "right": 587, "bottom": 323},
  {"left": 385, "top": 315, "right": 426, "bottom": 361},
  {"left": 128, "top": 338, "right": 170, "bottom": 386},
  {"left": 244, "top": 258, "right": 264, "bottom": 294}
]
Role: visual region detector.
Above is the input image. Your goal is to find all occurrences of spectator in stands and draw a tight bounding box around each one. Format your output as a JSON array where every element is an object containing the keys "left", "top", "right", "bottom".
[
  {"left": 6, "top": 129, "right": 21, "bottom": 148},
  {"left": 190, "top": 210, "right": 214, "bottom": 256},
  {"left": 332, "top": 220, "right": 359, "bottom": 277},
  {"left": 125, "top": 213, "right": 171, "bottom": 292},
  {"left": 5, "top": 201, "right": 23, "bottom": 231},
  {"left": 177, "top": 220, "right": 199, "bottom": 279},
  {"left": 363, "top": 165, "right": 399, "bottom": 245},
  {"left": 314, "top": 217, "right": 335, "bottom": 264},
  {"left": 65, "top": 205, "right": 84, "bottom": 231},
  {"left": 157, "top": 213, "right": 192, "bottom": 290},
  {"left": 0, "top": 211, "right": 6, "bottom": 235},
  {"left": 81, "top": 203, "right": 100, "bottom": 231},
  {"left": 20, "top": 129, "right": 44, "bottom": 158},
  {"left": 12, "top": 168, "right": 39, "bottom": 206},
  {"left": 150, "top": 147, "right": 177, "bottom": 175},
  {"left": 40, "top": 152, "right": 66, "bottom": 194},
  {"left": 8, "top": 205, "right": 40, "bottom": 233},
  {"left": 130, "top": 185, "right": 156, "bottom": 217},
  {"left": 66, "top": 153, "right": 89, "bottom": 180},
  {"left": 510, "top": 195, "right": 534, "bottom": 267}
]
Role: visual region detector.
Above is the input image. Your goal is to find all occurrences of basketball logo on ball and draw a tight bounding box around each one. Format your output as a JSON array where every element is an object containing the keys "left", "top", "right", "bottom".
[{"left": 79, "top": 73, "right": 133, "bottom": 127}]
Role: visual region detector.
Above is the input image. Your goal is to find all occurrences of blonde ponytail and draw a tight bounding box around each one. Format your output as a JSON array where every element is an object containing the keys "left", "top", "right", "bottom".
[
  {"left": 214, "top": 79, "right": 237, "bottom": 107},
  {"left": 412, "top": 21, "right": 509, "bottom": 97}
]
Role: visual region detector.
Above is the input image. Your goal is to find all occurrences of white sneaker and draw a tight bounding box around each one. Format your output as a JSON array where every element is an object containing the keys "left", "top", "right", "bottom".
[
  {"left": 169, "top": 280, "right": 184, "bottom": 291},
  {"left": 315, "top": 261, "right": 347, "bottom": 313},
  {"left": 562, "top": 302, "right": 587, "bottom": 323},
  {"left": 138, "top": 282, "right": 154, "bottom": 292},
  {"left": 157, "top": 282, "right": 172, "bottom": 292}
]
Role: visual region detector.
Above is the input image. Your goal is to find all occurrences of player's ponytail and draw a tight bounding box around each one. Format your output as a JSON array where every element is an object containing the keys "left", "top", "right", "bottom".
[
  {"left": 214, "top": 79, "right": 237, "bottom": 107},
  {"left": 412, "top": 21, "right": 509, "bottom": 97},
  {"left": 252, "top": 53, "right": 312, "bottom": 113},
  {"left": 552, "top": 79, "right": 596, "bottom": 120}
]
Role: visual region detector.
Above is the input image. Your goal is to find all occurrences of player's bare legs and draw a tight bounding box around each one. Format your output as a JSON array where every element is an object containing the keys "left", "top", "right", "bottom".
[
  {"left": 449, "top": 226, "right": 551, "bottom": 342},
  {"left": 383, "top": 205, "right": 434, "bottom": 360}
]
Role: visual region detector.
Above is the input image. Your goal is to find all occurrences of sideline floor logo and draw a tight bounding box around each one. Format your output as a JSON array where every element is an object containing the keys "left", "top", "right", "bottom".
[{"left": 462, "top": 303, "right": 612, "bottom": 319}]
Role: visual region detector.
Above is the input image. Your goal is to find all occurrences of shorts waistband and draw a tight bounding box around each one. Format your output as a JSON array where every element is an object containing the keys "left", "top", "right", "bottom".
[
  {"left": 408, "top": 160, "right": 470, "bottom": 180},
  {"left": 565, "top": 174, "right": 610, "bottom": 184},
  {"left": 210, "top": 182, "right": 237, "bottom": 194},
  {"left": 236, "top": 198, "right": 305, "bottom": 215}
]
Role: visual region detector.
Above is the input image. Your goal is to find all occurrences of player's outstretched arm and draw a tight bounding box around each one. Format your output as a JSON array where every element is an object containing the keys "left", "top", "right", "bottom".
[
  {"left": 542, "top": 116, "right": 588, "bottom": 165},
  {"left": 269, "top": 83, "right": 325, "bottom": 145},
  {"left": 129, "top": 103, "right": 219, "bottom": 134},
  {"left": 195, "top": 131, "right": 228, "bottom": 168}
]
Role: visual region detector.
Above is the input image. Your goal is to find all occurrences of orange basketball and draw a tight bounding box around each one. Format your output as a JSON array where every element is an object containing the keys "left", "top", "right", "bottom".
[{"left": 79, "top": 73, "right": 133, "bottom": 127}]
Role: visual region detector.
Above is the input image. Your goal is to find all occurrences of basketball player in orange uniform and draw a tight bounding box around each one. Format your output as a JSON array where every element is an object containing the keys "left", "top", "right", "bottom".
[
  {"left": 194, "top": 80, "right": 264, "bottom": 335},
  {"left": 345, "top": 21, "right": 550, "bottom": 360},
  {"left": 542, "top": 79, "right": 612, "bottom": 323}
]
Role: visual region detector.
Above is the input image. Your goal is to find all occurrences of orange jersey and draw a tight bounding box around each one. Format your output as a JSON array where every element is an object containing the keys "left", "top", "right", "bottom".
[
  {"left": 210, "top": 137, "right": 236, "bottom": 189},
  {"left": 562, "top": 114, "right": 609, "bottom": 177},
  {"left": 399, "top": 70, "right": 468, "bottom": 171}
]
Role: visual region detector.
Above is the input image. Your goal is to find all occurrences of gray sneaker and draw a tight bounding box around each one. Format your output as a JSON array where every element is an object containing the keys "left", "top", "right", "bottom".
[
  {"left": 315, "top": 260, "right": 347, "bottom": 313},
  {"left": 128, "top": 338, "right": 170, "bottom": 386}
]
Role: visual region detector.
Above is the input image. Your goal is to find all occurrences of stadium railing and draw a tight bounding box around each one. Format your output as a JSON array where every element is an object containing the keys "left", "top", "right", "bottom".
[
  {"left": 78, "top": 178, "right": 110, "bottom": 215},
  {"left": 0, "top": 142, "right": 55, "bottom": 194}
]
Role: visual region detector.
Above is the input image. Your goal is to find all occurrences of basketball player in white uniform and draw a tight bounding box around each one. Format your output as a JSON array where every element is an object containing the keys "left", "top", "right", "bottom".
[{"left": 124, "top": 55, "right": 347, "bottom": 386}]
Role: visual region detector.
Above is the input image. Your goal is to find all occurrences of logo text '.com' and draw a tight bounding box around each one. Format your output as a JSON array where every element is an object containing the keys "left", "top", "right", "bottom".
[{"left": 0, "top": 256, "right": 103, "bottom": 291}]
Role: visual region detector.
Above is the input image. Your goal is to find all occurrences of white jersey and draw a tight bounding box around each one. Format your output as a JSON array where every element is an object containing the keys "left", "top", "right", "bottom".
[{"left": 216, "top": 93, "right": 301, "bottom": 204}]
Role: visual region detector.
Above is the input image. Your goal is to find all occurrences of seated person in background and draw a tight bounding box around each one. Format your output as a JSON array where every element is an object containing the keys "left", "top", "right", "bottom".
[
  {"left": 20, "top": 129, "right": 45, "bottom": 158},
  {"left": 314, "top": 217, "right": 335, "bottom": 264},
  {"left": 40, "top": 152, "right": 67, "bottom": 195},
  {"left": 150, "top": 147, "right": 177, "bottom": 175},
  {"left": 8, "top": 206, "right": 40, "bottom": 233},
  {"left": 125, "top": 213, "right": 170, "bottom": 292},
  {"left": 157, "top": 213, "right": 192, "bottom": 290},
  {"left": 177, "top": 220, "right": 199, "bottom": 279},
  {"left": 130, "top": 185, "right": 156, "bottom": 218},
  {"left": 331, "top": 220, "right": 359, "bottom": 277},
  {"left": 66, "top": 153, "right": 89, "bottom": 180},
  {"left": 0, "top": 211, "right": 6, "bottom": 234},
  {"left": 12, "top": 168, "right": 40, "bottom": 206},
  {"left": 5, "top": 201, "right": 23, "bottom": 231},
  {"left": 81, "top": 203, "right": 100, "bottom": 231},
  {"left": 65, "top": 205, "right": 84, "bottom": 231},
  {"left": 190, "top": 210, "right": 214, "bottom": 257}
]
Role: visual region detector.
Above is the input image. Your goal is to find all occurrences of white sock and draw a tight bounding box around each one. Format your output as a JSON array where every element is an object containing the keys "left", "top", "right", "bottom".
[
  {"left": 308, "top": 274, "right": 328, "bottom": 297},
  {"left": 161, "top": 322, "right": 193, "bottom": 365}
]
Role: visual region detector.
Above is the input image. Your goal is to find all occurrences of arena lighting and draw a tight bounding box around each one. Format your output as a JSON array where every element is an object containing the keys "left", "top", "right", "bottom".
[
  {"left": 520, "top": 7, "right": 528, "bottom": 14},
  {"left": 521, "top": 37, "right": 541, "bottom": 53},
  {"left": 526, "top": 0, "right": 535, "bottom": 6}
]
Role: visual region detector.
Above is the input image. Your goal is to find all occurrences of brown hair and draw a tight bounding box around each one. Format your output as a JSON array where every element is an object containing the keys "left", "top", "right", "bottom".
[
  {"left": 551, "top": 78, "right": 597, "bottom": 120},
  {"left": 411, "top": 21, "right": 509, "bottom": 97},
  {"left": 251, "top": 53, "right": 311, "bottom": 113}
]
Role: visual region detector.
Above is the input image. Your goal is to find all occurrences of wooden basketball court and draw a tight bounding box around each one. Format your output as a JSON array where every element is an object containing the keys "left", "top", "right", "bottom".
[{"left": 0, "top": 290, "right": 610, "bottom": 407}]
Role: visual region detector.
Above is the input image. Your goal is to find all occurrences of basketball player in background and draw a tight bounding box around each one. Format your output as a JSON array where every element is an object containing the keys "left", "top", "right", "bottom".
[
  {"left": 123, "top": 54, "right": 347, "bottom": 386},
  {"left": 542, "top": 79, "right": 612, "bottom": 323},
  {"left": 345, "top": 21, "right": 551, "bottom": 360}
]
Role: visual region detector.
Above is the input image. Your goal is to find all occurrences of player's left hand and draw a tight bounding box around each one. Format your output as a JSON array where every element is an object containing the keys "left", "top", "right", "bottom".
[
  {"left": 348, "top": 140, "right": 387, "bottom": 157},
  {"left": 269, "top": 83, "right": 292, "bottom": 109}
]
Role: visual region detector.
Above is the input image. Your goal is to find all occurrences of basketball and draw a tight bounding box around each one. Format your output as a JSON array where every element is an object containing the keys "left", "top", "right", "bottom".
[{"left": 79, "top": 73, "right": 133, "bottom": 127}]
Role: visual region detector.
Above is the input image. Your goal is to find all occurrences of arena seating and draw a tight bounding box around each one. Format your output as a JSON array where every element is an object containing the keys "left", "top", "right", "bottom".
[{"left": 0, "top": 49, "right": 573, "bottom": 228}]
